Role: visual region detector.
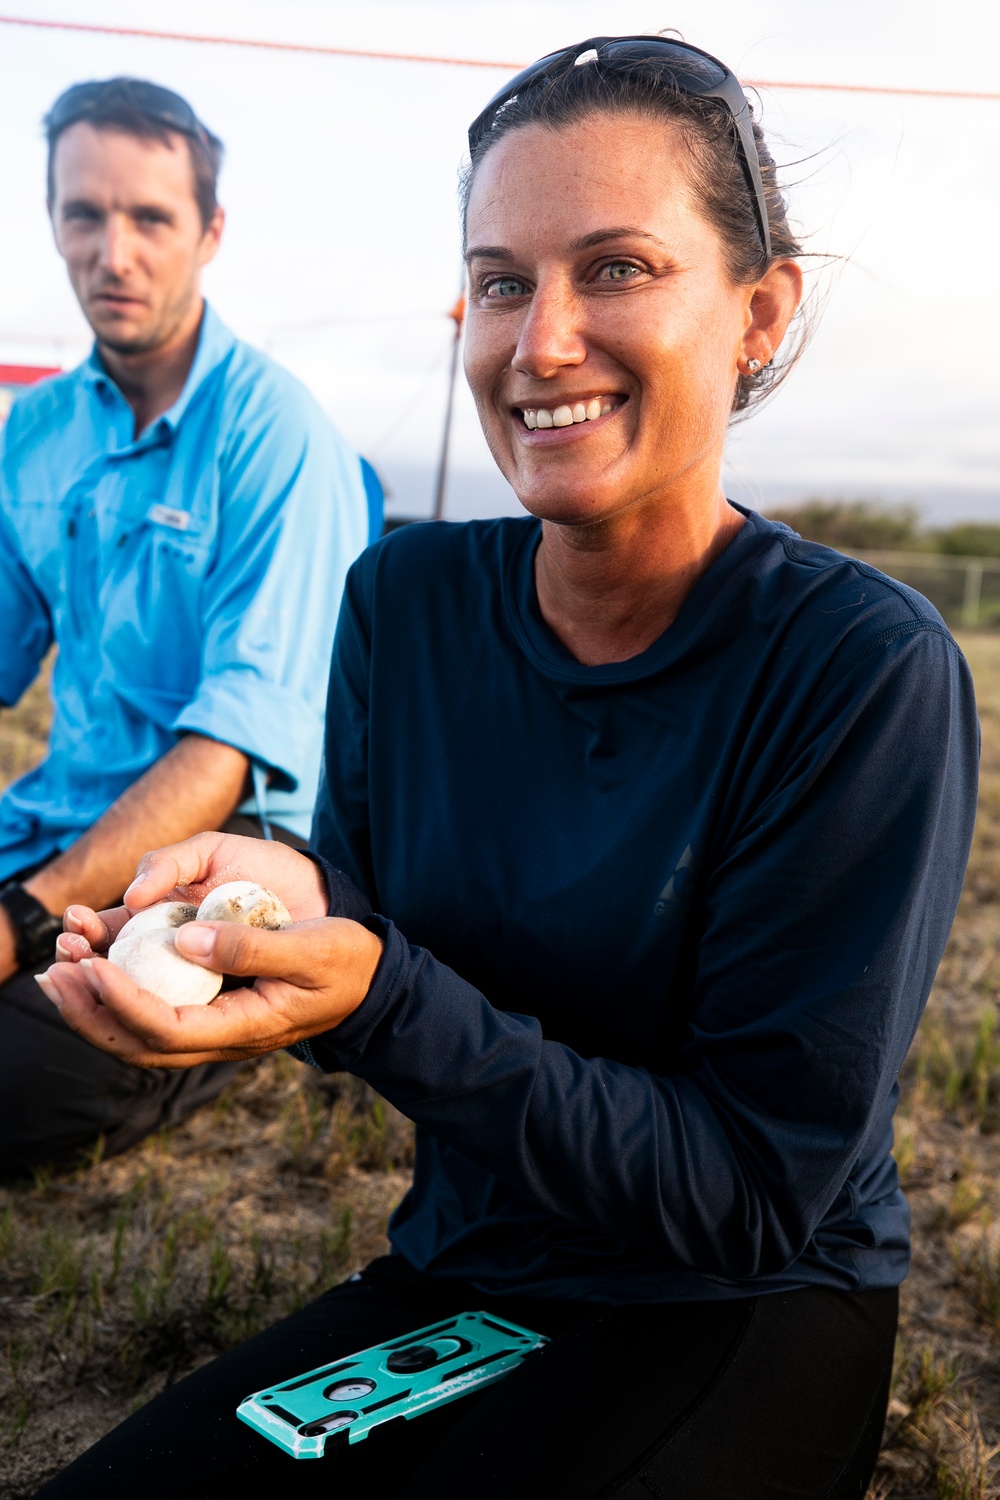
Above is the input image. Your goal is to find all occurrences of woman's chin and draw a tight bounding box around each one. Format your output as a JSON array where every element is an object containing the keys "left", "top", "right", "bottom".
[{"left": 513, "top": 483, "right": 634, "bottom": 529}]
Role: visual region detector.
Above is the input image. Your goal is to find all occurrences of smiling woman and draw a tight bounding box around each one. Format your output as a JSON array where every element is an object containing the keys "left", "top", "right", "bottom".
[{"left": 38, "top": 35, "right": 980, "bottom": 1500}]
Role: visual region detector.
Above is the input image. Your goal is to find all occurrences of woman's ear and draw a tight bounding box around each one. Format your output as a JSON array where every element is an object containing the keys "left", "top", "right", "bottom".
[{"left": 742, "top": 259, "right": 803, "bottom": 372}]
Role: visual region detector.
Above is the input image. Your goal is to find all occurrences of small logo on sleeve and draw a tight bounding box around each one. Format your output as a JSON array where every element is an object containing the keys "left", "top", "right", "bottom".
[{"left": 654, "top": 844, "right": 695, "bottom": 917}]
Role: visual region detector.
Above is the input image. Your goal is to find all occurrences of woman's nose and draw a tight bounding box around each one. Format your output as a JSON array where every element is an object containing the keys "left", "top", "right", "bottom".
[{"left": 511, "top": 281, "right": 587, "bottom": 379}]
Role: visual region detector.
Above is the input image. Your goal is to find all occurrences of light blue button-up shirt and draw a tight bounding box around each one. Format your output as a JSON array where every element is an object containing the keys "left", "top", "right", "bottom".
[{"left": 0, "top": 303, "right": 368, "bottom": 876}]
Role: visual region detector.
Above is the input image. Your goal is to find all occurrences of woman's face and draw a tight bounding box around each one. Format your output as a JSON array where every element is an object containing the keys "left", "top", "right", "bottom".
[{"left": 464, "top": 112, "right": 793, "bottom": 528}]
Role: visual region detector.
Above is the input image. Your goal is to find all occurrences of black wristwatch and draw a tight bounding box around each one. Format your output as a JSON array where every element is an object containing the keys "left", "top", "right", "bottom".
[{"left": 0, "top": 881, "right": 65, "bottom": 971}]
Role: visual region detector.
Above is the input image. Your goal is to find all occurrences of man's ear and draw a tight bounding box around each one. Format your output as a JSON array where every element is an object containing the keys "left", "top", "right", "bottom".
[
  {"left": 47, "top": 195, "right": 67, "bottom": 261},
  {"left": 198, "top": 205, "right": 225, "bottom": 269}
]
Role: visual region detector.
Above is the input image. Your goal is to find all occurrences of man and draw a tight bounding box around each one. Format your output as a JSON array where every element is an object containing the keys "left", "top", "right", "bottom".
[{"left": 0, "top": 78, "right": 370, "bottom": 1172}]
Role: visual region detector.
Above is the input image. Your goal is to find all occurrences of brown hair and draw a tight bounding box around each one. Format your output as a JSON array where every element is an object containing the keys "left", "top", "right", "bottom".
[
  {"left": 461, "top": 48, "right": 806, "bottom": 416},
  {"left": 45, "top": 77, "right": 223, "bottom": 232}
]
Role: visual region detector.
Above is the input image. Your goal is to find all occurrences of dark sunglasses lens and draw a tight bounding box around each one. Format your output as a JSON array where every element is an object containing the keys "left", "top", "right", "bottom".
[
  {"left": 49, "top": 83, "right": 100, "bottom": 126},
  {"left": 475, "top": 49, "right": 570, "bottom": 124},
  {"left": 50, "top": 79, "right": 197, "bottom": 134},
  {"left": 602, "top": 40, "right": 728, "bottom": 91}
]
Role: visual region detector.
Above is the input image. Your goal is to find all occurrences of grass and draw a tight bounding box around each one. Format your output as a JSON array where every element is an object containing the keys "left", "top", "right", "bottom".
[{"left": 4, "top": 636, "right": 1000, "bottom": 1496}]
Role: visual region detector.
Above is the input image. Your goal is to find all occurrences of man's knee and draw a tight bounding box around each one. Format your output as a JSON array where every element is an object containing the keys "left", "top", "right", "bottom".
[{"left": 0, "top": 968, "right": 242, "bottom": 1175}]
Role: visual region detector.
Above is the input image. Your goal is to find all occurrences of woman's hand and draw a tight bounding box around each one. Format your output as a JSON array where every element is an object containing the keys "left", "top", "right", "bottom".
[
  {"left": 53, "top": 830, "right": 329, "bottom": 965},
  {"left": 39, "top": 914, "right": 384, "bottom": 1069}
]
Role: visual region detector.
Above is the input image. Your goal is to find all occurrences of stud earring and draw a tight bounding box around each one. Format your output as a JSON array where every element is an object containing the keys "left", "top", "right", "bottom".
[{"left": 746, "top": 358, "right": 764, "bottom": 375}]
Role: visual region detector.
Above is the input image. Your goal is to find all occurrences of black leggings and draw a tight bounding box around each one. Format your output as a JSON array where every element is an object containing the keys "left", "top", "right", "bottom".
[
  {"left": 39, "top": 1256, "right": 897, "bottom": 1499},
  {"left": 0, "top": 817, "right": 303, "bottom": 1177}
]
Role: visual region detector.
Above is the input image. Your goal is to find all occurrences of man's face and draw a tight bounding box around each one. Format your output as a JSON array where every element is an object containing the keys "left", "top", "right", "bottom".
[{"left": 49, "top": 122, "right": 223, "bottom": 355}]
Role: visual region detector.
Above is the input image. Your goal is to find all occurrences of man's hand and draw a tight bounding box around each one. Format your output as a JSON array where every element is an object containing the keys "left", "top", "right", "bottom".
[
  {"left": 21, "top": 734, "right": 251, "bottom": 931},
  {"left": 39, "top": 914, "right": 383, "bottom": 1069}
]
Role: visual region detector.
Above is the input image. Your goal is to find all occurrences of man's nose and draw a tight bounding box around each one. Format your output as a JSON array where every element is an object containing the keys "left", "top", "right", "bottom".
[
  {"left": 97, "top": 215, "right": 134, "bottom": 278},
  {"left": 511, "top": 279, "right": 587, "bottom": 380}
]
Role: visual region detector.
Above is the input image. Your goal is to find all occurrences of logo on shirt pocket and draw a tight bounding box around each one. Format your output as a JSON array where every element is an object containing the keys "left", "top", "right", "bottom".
[{"left": 146, "top": 503, "right": 191, "bottom": 531}]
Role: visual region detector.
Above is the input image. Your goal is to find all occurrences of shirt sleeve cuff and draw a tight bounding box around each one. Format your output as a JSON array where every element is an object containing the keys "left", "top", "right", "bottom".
[
  {"left": 305, "top": 914, "right": 406, "bottom": 1072},
  {"left": 172, "top": 669, "right": 321, "bottom": 793},
  {"left": 305, "top": 851, "right": 375, "bottom": 923},
  {"left": 284, "top": 853, "right": 381, "bottom": 1072}
]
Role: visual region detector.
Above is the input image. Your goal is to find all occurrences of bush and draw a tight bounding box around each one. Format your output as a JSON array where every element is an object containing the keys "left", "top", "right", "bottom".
[
  {"left": 766, "top": 503, "right": 1000, "bottom": 564},
  {"left": 935, "top": 524, "right": 1000, "bottom": 558},
  {"left": 765, "top": 501, "right": 922, "bottom": 552}
]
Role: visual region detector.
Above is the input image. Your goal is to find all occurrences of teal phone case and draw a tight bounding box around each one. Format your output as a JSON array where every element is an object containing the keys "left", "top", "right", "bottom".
[{"left": 236, "top": 1310, "right": 548, "bottom": 1459}]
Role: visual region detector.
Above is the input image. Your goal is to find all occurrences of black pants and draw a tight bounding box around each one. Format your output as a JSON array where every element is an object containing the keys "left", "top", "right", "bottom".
[
  {"left": 0, "top": 815, "right": 304, "bottom": 1177},
  {"left": 38, "top": 1255, "right": 898, "bottom": 1499}
]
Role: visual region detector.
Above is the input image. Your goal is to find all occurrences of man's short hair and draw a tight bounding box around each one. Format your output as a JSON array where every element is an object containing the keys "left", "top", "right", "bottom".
[{"left": 45, "top": 77, "right": 224, "bottom": 230}]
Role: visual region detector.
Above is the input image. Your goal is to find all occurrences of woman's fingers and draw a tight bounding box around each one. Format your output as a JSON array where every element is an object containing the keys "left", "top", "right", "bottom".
[
  {"left": 36, "top": 917, "right": 381, "bottom": 1069},
  {"left": 124, "top": 831, "right": 233, "bottom": 909},
  {"left": 123, "top": 833, "right": 328, "bottom": 922},
  {"left": 55, "top": 932, "right": 93, "bottom": 962},
  {"left": 175, "top": 917, "right": 383, "bottom": 995},
  {"left": 38, "top": 961, "right": 220, "bottom": 1068},
  {"left": 40, "top": 958, "right": 266, "bottom": 1066},
  {"left": 63, "top": 902, "right": 132, "bottom": 952}
]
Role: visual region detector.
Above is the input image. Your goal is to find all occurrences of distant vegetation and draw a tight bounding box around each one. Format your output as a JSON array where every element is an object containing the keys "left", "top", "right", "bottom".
[{"left": 766, "top": 501, "right": 1000, "bottom": 558}]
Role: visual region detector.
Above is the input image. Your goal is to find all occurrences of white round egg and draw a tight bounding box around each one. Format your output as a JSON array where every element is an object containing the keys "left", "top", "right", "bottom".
[
  {"left": 196, "top": 881, "right": 290, "bottom": 930},
  {"left": 108, "top": 929, "right": 223, "bottom": 1007},
  {"left": 115, "top": 901, "right": 199, "bottom": 943}
]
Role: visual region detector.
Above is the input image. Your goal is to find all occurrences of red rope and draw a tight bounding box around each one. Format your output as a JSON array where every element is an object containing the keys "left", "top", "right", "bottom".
[
  {"left": 1, "top": 14, "right": 998, "bottom": 101},
  {"left": 0, "top": 13, "right": 521, "bottom": 70}
]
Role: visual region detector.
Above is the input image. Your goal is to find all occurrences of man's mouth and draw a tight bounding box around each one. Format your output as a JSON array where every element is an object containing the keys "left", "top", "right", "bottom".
[
  {"left": 518, "top": 396, "right": 624, "bottom": 431},
  {"left": 93, "top": 292, "right": 144, "bottom": 309}
]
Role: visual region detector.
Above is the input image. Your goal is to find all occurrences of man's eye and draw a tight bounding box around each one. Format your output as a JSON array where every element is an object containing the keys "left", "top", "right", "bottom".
[
  {"left": 484, "top": 277, "right": 527, "bottom": 299},
  {"left": 65, "top": 207, "right": 100, "bottom": 223}
]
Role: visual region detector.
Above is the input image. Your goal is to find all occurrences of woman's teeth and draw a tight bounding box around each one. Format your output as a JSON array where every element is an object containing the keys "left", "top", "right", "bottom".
[{"left": 521, "top": 398, "right": 619, "bottom": 431}]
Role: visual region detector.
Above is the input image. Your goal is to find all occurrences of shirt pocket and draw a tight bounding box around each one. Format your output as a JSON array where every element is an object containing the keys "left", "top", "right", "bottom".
[{"left": 98, "top": 507, "right": 215, "bottom": 718}]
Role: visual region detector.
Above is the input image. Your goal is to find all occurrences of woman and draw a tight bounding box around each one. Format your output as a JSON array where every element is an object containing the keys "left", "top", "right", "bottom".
[{"left": 39, "top": 36, "right": 978, "bottom": 1499}]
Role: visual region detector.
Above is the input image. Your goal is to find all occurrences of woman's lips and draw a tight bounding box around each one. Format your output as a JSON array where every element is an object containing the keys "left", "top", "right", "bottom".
[{"left": 514, "top": 396, "right": 627, "bottom": 442}]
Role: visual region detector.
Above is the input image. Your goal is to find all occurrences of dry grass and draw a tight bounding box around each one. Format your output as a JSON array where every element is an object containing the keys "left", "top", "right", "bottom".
[
  {"left": 0, "top": 1061, "right": 414, "bottom": 1495},
  {"left": 3, "top": 639, "right": 1000, "bottom": 1497}
]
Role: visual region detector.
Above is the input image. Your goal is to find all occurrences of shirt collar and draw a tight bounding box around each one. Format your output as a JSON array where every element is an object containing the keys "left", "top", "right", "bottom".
[{"left": 79, "top": 301, "right": 235, "bottom": 436}]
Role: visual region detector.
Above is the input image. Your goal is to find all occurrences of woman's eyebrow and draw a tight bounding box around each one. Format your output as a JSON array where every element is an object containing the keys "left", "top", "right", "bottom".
[
  {"left": 466, "top": 229, "right": 669, "bottom": 264},
  {"left": 571, "top": 227, "right": 668, "bottom": 251},
  {"left": 465, "top": 245, "right": 514, "bottom": 264}
]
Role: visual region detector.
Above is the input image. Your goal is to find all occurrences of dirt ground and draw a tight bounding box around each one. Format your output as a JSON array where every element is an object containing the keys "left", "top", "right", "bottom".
[{"left": 2, "top": 638, "right": 1000, "bottom": 1497}]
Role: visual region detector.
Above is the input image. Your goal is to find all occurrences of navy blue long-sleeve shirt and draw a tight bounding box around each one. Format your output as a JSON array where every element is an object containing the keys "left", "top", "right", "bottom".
[{"left": 306, "top": 507, "right": 979, "bottom": 1303}]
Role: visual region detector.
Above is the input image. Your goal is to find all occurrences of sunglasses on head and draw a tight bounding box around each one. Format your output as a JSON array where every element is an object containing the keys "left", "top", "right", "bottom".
[
  {"left": 468, "top": 36, "right": 772, "bottom": 262},
  {"left": 48, "top": 79, "right": 207, "bottom": 144}
]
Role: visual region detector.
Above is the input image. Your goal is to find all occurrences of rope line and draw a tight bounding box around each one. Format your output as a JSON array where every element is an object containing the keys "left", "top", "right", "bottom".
[
  {"left": 0, "top": 14, "right": 521, "bottom": 70},
  {"left": 2, "top": 14, "right": 999, "bottom": 101}
]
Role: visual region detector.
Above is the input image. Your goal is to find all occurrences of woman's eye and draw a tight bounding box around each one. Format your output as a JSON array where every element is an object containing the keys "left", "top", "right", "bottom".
[
  {"left": 483, "top": 277, "right": 527, "bottom": 299},
  {"left": 599, "top": 262, "right": 643, "bottom": 283}
]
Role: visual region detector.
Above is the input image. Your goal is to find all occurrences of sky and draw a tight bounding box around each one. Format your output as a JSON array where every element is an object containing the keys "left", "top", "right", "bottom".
[{"left": 1, "top": 0, "right": 997, "bottom": 525}]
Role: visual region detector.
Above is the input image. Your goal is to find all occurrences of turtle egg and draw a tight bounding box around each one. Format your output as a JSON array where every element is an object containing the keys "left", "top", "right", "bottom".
[
  {"left": 195, "top": 881, "right": 290, "bottom": 930},
  {"left": 108, "top": 929, "right": 223, "bottom": 1007},
  {"left": 115, "top": 901, "right": 198, "bottom": 943}
]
